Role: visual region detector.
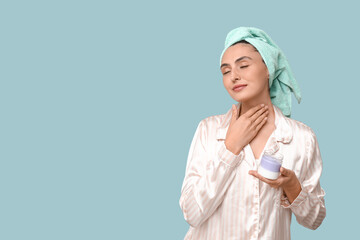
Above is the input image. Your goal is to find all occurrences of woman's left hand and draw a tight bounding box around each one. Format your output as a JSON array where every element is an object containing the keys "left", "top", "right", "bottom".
[{"left": 248, "top": 167, "right": 302, "bottom": 204}]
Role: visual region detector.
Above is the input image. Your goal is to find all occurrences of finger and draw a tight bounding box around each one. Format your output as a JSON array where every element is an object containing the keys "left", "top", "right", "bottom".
[
  {"left": 255, "top": 114, "right": 268, "bottom": 132},
  {"left": 248, "top": 170, "right": 261, "bottom": 178},
  {"left": 253, "top": 109, "right": 268, "bottom": 126},
  {"left": 280, "top": 167, "right": 291, "bottom": 176},
  {"left": 230, "top": 104, "right": 239, "bottom": 124},
  {"left": 267, "top": 176, "right": 285, "bottom": 188},
  {"left": 277, "top": 178, "right": 284, "bottom": 186},
  {"left": 244, "top": 103, "right": 265, "bottom": 118},
  {"left": 249, "top": 170, "right": 275, "bottom": 184},
  {"left": 248, "top": 170, "right": 257, "bottom": 175},
  {"left": 250, "top": 106, "right": 268, "bottom": 123}
]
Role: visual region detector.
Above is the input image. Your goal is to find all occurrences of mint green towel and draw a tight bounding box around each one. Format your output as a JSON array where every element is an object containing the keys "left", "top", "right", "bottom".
[{"left": 219, "top": 26, "right": 301, "bottom": 118}]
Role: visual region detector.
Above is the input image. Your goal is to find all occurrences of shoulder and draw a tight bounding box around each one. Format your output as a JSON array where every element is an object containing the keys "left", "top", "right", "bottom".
[
  {"left": 199, "top": 114, "right": 224, "bottom": 127},
  {"left": 285, "top": 116, "right": 317, "bottom": 141},
  {"left": 194, "top": 113, "right": 226, "bottom": 136},
  {"left": 199, "top": 114, "right": 225, "bottom": 126}
]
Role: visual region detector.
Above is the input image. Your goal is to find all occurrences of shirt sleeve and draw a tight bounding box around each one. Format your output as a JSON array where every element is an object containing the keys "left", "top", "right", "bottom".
[
  {"left": 179, "top": 119, "right": 245, "bottom": 228},
  {"left": 280, "top": 129, "right": 326, "bottom": 230}
]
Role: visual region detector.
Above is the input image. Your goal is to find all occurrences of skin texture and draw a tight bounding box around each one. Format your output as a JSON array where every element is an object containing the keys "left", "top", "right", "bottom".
[{"left": 220, "top": 43, "right": 301, "bottom": 204}]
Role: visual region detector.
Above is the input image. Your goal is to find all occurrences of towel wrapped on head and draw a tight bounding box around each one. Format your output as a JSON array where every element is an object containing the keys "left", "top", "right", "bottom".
[{"left": 219, "top": 26, "right": 301, "bottom": 118}]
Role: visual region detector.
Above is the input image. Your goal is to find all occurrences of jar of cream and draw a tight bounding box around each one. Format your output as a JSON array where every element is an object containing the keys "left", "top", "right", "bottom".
[{"left": 258, "top": 152, "right": 283, "bottom": 180}]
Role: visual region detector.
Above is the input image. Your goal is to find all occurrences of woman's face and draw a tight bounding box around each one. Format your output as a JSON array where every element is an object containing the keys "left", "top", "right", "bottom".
[{"left": 220, "top": 43, "right": 269, "bottom": 103}]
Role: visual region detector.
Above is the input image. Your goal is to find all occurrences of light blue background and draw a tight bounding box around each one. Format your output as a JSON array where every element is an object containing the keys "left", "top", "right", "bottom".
[{"left": 1, "top": 0, "right": 358, "bottom": 239}]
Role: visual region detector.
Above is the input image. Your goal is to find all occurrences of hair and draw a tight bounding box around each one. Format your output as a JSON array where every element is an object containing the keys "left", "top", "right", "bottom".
[{"left": 230, "top": 40, "right": 265, "bottom": 64}]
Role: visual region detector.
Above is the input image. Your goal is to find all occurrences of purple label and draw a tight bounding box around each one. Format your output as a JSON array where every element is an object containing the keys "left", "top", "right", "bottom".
[{"left": 260, "top": 155, "right": 281, "bottom": 172}]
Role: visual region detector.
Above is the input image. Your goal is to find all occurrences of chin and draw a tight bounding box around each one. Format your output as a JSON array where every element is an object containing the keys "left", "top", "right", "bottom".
[
  {"left": 233, "top": 88, "right": 262, "bottom": 102},
  {"left": 230, "top": 93, "right": 252, "bottom": 103}
]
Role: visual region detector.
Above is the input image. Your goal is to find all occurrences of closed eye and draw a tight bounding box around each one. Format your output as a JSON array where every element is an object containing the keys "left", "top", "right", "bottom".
[{"left": 222, "top": 66, "right": 248, "bottom": 75}]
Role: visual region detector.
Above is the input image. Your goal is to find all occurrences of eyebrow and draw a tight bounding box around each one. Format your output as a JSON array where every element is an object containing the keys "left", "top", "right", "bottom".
[{"left": 220, "top": 56, "right": 253, "bottom": 70}]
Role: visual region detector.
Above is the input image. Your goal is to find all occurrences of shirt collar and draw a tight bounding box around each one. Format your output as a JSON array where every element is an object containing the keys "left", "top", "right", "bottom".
[{"left": 215, "top": 102, "right": 293, "bottom": 144}]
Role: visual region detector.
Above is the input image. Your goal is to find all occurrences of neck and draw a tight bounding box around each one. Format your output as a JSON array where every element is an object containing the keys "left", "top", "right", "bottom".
[{"left": 238, "top": 95, "right": 275, "bottom": 129}]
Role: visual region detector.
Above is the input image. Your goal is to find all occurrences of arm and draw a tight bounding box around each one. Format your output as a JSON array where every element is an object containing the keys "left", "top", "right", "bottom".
[
  {"left": 179, "top": 120, "right": 245, "bottom": 228},
  {"left": 280, "top": 130, "right": 326, "bottom": 230}
]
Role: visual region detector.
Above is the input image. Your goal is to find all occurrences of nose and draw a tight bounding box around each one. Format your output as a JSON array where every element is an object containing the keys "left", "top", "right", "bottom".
[{"left": 230, "top": 68, "right": 241, "bottom": 82}]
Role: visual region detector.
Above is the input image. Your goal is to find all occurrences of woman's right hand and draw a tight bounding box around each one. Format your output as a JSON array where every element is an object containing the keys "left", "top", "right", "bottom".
[{"left": 225, "top": 103, "right": 269, "bottom": 155}]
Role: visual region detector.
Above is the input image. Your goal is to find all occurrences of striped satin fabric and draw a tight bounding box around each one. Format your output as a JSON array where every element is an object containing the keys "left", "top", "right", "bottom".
[{"left": 179, "top": 102, "right": 326, "bottom": 239}]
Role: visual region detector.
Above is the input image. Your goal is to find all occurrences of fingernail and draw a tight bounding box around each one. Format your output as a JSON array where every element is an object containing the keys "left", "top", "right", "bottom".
[{"left": 261, "top": 104, "right": 264, "bottom": 107}]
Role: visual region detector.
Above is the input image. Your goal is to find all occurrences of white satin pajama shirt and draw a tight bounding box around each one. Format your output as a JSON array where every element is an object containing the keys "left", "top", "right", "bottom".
[{"left": 179, "top": 102, "right": 326, "bottom": 240}]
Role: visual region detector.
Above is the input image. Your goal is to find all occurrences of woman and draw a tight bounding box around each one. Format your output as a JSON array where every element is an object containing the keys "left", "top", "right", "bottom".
[{"left": 179, "top": 27, "right": 326, "bottom": 239}]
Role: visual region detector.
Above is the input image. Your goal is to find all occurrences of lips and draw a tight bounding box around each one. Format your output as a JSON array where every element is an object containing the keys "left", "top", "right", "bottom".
[{"left": 233, "top": 84, "right": 247, "bottom": 91}]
